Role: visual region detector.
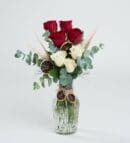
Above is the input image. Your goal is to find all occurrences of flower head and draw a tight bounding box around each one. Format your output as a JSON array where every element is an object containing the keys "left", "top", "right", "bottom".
[
  {"left": 43, "top": 20, "right": 57, "bottom": 33},
  {"left": 50, "top": 51, "right": 67, "bottom": 67},
  {"left": 64, "top": 58, "right": 77, "bottom": 73},
  {"left": 70, "top": 44, "right": 85, "bottom": 59},
  {"left": 68, "top": 28, "right": 83, "bottom": 44},
  {"left": 60, "top": 20, "right": 72, "bottom": 33},
  {"left": 49, "top": 31, "right": 66, "bottom": 47}
]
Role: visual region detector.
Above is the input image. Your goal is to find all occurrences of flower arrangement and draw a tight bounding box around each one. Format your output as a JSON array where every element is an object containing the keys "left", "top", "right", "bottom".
[
  {"left": 15, "top": 20, "right": 103, "bottom": 90},
  {"left": 14, "top": 20, "right": 103, "bottom": 134}
]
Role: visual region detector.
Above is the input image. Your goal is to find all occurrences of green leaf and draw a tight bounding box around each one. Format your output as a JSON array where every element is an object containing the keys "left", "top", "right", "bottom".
[
  {"left": 83, "top": 49, "right": 90, "bottom": 58},
  {"left": 39, "top": 74, "right": 53, "bottom": 87},
  {"left": 77, "top": 56, "right": 93, "bottom": 71},
  {"left": 25, "top": 51, "right": 32, "bottom": 65},
  {"left": 48, "top": 42, "right": 58, "bottom": 53},
  {"left": 47, "top": 76, "right": 52, "bottom": 86},
  {"left": 14, "top": 50, "right": 26, "bottom": 60},
  {"left": 43, "top": 74, "right": 52, "bottom": 86},
  {"left": 84, "top": 57, "right": 93, "bottom": 69},
  {"left": 42, "top": 31, "right": 50, "bottom": 42},
  {"left": 72, "top": 66, "right": 83, "bottom": 79},
  {"left": 77, "top": 57, "right": 87, "bottom": 69},
  {"left": 88, "top": 64, "right": 93, "bottom": 69},
  {"left": 89, "top": 46, "right": 100, "bottom": 58},
  {"left": 33, "top": 53, "right": 39, "bottom": 65},
  {"left": 84, "top": 56, "right": 92, "bottom": 64},
  {"left": 37, "top": 59, "right": 43, "bottom": 67},
  {"left": 49, "top": 67, "right": 59, "bottom": 82},
  {"left": 33, "top": 82, "right": 40, "bottom": 90},
  {"left": 42, "top": 30, "right": 50, "bottom": 37},
  {"left": 59, "top": 68, "right": 73, "bottom": 86},
  {"left": 39, "top": 76, "right": 45, "bottom": 87},
  {"left": 92, "top": 46, "right": 99, "bottom": 53},
  {"left": 14, "top": 50, "right": 22, "bottom": 58},
  {"left": 99, "top": 43, "right": 104, "bottom": 49},
  {"left": 14, "top": 50, "right": 26, "bottom": 59},
  {"left": 60, "top": 68, "right": 66, "bottom": 75}
]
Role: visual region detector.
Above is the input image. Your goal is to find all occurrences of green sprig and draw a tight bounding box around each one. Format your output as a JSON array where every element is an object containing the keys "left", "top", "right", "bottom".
[{"left": 14, "top": 50, "right": 43, "bottom": 66}]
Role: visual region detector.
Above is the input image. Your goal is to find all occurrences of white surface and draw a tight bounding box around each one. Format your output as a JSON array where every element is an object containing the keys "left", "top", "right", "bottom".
[{"left": 0, "top": 0, "right": 130, "bottom": 143}]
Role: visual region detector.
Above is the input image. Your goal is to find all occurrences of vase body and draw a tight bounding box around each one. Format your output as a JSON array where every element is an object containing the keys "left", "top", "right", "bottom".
[{"left": 53, "top": 83, "right": 80, "bottom": 134}]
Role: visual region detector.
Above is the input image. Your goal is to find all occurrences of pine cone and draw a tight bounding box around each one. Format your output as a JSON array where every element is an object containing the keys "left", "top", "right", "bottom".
[{"left": 41, "top": 60, "right": 52, "bottom": 73}]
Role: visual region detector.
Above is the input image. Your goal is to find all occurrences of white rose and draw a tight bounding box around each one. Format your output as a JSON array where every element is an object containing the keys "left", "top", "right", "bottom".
[
  {"left": 50, "top": 51, "right": 67, "bottom": 67},
  {"left": 70, "top": 44, "right": 85, "bottom": 59},
  {"left": 64, "top": 58, "right": 77, "bottom": 73}
]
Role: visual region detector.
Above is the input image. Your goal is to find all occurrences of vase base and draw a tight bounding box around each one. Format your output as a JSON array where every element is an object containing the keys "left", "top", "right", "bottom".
[{"left": 55, "top": 129, "right": 77, "bottom": 135}]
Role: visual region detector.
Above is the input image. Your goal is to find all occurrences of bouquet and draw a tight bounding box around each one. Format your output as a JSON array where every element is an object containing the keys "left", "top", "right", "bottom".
[{"left": 15, "top": 20, "right": 102, "bottom": 89}]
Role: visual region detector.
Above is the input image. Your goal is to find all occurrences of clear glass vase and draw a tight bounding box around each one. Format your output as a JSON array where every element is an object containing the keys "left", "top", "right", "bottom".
[{"left": 53, "top": 84, "right": 80, "bottom": 135}]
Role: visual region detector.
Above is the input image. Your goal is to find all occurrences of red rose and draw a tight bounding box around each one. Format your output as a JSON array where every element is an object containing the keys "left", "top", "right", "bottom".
[
  {"left": 43, "top": 20, "right": 57, "bottom": 33},
  {"left": 60, "top": 20, "right": 72, "bottom": 33},
  {"left": 49, "top": 31, "right": 66, "bottom": 47},
  {"left": 68, "top": 28, "right": 83, "bottom": 44}
]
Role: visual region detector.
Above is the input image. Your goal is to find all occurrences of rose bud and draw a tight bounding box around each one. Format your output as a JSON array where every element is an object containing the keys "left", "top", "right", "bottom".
[
  {"left": 67, "top": 94, "right": 76, "bottom": 103},
  {"left": 43, "top": 20, "right": 57, "bottom": 33},
  {"left": 57, "top": 90, "right": 66, "bottom": 101},
  {"left": 60, "top": 20, "right": 72, "bottom": 33},
  {"left": 60, "top": 42, "right": 72, "bottom": 51},
  {"left": 68, "top": 28, "right": 83, "bottom": 44},
  {"left": 40, "top": 60, "right": 52, "bottom": 73},
  {"left": 49, "top": 31, "right": 66, "bottom": 47}
]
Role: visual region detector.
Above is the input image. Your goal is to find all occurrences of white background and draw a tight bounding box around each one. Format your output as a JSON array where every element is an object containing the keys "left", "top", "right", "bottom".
[{"left": 0, "top": 0, "right": 130, "bottom": 143}]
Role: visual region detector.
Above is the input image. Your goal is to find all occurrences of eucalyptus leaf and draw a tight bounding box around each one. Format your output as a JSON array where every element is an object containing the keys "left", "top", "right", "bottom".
[
  {"left": 25, "top": 51, "right": 32, "bottom": 65},
  {"left": 33, "top": 82, "right": 40, "bottom": 90},
  {"left": 59, "top": 68, "right": 73, "bottom": 86},
  {"left": 60, "top": 68, "right": 67, "bottom": 76},
  {"left": 39, "top": 76, "right": 45, "bottom": 87},
  {"left": 77, "top": 57, "right": 87, "bottom": 69},
  {"left": 72, "top": 66, "right": 83, "bottom": 78},
  {"left": 33, "top": 53, "right": 39, "bottom": 65},
  {"left": 14, "top": 50, "right": 25, "bottom": 60},
  {"left": 83, "top": 49, "right": 90, "bottom": 58},
  {"left": 91, "top": 46, "right": 99, "bottom": 53},
  {"left": 88, "top": 64, "right": 93, "bottom": 69},
  {"left": 42, "top": 31, "right": 50, "bottom": 41},
  {"left": 89, "top": 46, "right": 99, "bottom": 57},
  {"left": 84, "top": 57, "right": 93, "bottom": 69},
  {"left": 47, "top": 77, "right": 52, "bottom": 86},
  {"left": 99, "top": 43, "right": 104, "bottom": 49},
  {"left": 39, "top": 74, "right": 53, "bottom": 87},
  {"left": 42, "top": 30, "right": 50, "bottom": 37},
  {"left": 48, "top": 42, "right": 58, "bottom": 53},
  {"left": 44, "top": 74, "right": 52, "bottom": 86},
  {"left": 14, "top": 50, "right": 22, "bottom": 58}
]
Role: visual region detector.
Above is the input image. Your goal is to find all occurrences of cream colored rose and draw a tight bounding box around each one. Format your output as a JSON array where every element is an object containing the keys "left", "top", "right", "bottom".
[
  {"left": 64, "top": 58, "right": 77, "bottom": 73},
  {"left": 70, "top": 44, "right": 85, "bottom": 59},
  {"left": 50, "top": 51, "right": 67, "bottom": 67}
]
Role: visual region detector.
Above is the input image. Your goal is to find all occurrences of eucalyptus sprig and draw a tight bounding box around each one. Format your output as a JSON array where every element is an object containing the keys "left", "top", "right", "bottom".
[{"left": 14, "top": 50, "right": 43, "bottom": 66}]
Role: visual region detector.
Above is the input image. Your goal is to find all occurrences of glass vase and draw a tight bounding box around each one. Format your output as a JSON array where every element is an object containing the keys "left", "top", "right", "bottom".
[{"left": 53, "top": 84, "right": 80, "bottom": 135}]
